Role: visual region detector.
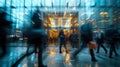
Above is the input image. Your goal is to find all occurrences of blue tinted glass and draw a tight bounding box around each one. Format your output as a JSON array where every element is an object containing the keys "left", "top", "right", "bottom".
[
  {"left": 100, "top": 0, "right": 106, "bottom": 6},
  {"left": 0, "top": 0, "right": 4, "bottom": 7},
  {"left": 53, "top": 0, "right": 60, "bottom": 6},
  {"left": 60, "top": 0, "right": 68, "bottom": 6},
  {"left": 25, "top": 0, "right": 32, "bottom": 7},
  {"left": 45, "top": 0, "right": 52, "bottom": 6},
  {"left": 12, "top": 0, "right": 20, "bottom": 6},
  {"left": 68, "top": 0, "right": 80, "bottom": 6}
]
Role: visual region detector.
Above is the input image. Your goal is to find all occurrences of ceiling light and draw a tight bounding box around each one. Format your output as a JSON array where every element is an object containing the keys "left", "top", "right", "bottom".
[
  {"left": 44, "top": 7, "right": 48, "bottom": 10},
  {"left": 72, "top": 7, "right": 76, "bottom": 10}
]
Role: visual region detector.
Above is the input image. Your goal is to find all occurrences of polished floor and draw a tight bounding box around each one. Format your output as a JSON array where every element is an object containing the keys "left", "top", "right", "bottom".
[{"left": 0, "top": 41, "right": 120, "bottom": 67}]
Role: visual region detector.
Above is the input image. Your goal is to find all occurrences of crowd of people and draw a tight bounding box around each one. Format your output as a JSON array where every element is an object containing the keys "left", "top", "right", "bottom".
[
  {"left": 57, "top": 20, "right": 120, "bottom": 62},
  {"left": 0, "top": 8, "right": 120, "bottom": 67}
]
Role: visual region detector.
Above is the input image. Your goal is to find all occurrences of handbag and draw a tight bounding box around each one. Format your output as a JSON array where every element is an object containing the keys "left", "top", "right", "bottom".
[{"left": 88, "top": 41, "right": 97, "bottom": 49}]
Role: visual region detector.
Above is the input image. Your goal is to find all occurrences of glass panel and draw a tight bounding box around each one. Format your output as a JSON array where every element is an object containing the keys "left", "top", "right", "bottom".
[
  {"left": 53, "top": 0, "right": 60, "bottom": 6},
  {"left": 12, "top": 0, "right": 18, "bottom": 6},
  {"left": 90, "top": 0, "right": 95, "bottom": 6},
  {"left": 99, "top": 0, "right": 106, "bottom": 6},
  {"left": 68, "top": 0, "right": 76, "bottom": 6},
  {"left": 25, "top": 0, "right": 32, "bottom": 7},
  {"left": 106, "top": 0, "right": 112, "bottom": 6},
  {"left": 45, "top": 0, "right": 52, "bottom": 6},
  {"left": 99, "top": 10, "right": 109, "bottom": 28},
  {"left": 19, "top": 0, "right": 24, "bottom": 7},
  {"left": 6, "top": 0, "right": 11, "bottom": 7},
  {"left": 80, "top": 0, "right": 86, "bottom": 6},
  {"left": 0, "top": 0, "right": 4, "bottom": 7},
  {"left": 32, "top": 0, "right": 42, "bottom": 6},
  {"left": 80, "top": 0, "right": 95, "bottom": 6},
  {"left": 60, "top": 0, "right": 68, "bottom": 6},
  {"left": 12, "top": 8, "right": 25, "bottom": 28},
  {"left": 117, "top": 0, "right": 120, "bottom": 7}
]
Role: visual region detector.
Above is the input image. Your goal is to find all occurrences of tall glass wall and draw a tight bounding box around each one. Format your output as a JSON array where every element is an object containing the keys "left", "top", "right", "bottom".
[{"left": 0, "top": 0, "right": 120, "bottom": 31}]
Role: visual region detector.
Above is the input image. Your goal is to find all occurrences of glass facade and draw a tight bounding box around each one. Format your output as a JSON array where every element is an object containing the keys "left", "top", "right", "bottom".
[
  {"left": 1, "top": 1, "right": 120, "bottom": 67},
  {"left": 0, "top": 0, "right": 120, "bottom": 31}
]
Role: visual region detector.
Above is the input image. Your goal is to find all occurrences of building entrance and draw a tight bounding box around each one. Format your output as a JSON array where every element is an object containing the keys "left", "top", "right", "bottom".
[{"left": 43, "top": 12, "right": 79, "bottom": 47}]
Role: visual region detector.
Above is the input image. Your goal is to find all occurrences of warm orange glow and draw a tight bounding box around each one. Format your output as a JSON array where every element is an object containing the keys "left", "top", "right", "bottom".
[
  {"left": 100, "top": 12, "right": 108, "bottom": 15},
  {"left": 68, "top": 17, "right": 72, "bottom": 20},
  {"left": 64, "top": 11, "right": 66, "bottom": 17},
  {"left": 70, "top": 14, "right": 72, "bottom": 16}
]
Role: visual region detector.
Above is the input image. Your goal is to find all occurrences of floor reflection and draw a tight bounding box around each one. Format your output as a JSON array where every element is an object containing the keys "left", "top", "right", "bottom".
[{"left": 0, "top": 42, "right": 120, "bottom": 67}]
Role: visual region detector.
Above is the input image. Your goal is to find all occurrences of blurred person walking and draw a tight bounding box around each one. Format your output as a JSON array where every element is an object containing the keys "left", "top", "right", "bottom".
[
  {"left": 72, "top": 20, "right": 97, "bottom": 62},
  {"left": 0, "top": 12, "right": 12, "bottom": 58},
  {"left": 12, "top": 8, "right": 47, "bottom": 67},
  {"left": 59, "top": 29, "right": 67, "bottom": 53},
  {"left": 96, "top": 30, "right": 107, "bottom": 54},
  {"left": 105, "top": 24, "right": 119, "bottom": 58}
]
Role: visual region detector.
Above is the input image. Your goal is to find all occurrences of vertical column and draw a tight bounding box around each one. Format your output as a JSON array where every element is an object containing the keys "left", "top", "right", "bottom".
[
  {"left": 109, "top": 0, "right": 113, "bottom": 25},
  {"left": 109, "top": 8, "right": 113, "bottom": 25},
  {"left": 78, "top": 10, "right": 81, "bottom": 49},
  {"left": 4, "top": 0, "right": 7, "bottom": 11},
  {"left": 10, "top": 0, "right": 12, "bottom": 20},
  {"left": 95, "top": 0, "right": 99, "bottom": 30}
]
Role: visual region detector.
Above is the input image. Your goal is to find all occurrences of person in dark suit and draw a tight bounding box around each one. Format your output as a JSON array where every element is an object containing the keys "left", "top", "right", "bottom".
[
  {"left": 96, "top": 30, "right": 107, "bottom": 53},
  {"left": 59, "top": 29, "right": 67, "bottom": 53},
  {"left": 12, "top": 8, "right": 47, "bottom": 67},
  {"left": 0, "top": 12, "right": 12, "bottom": 58},
  {"left": 105, "top": 24, "right": 119, "bottom": 58},
  {"left": 73, "top": 20, "right": 97, "bottom": 62}
]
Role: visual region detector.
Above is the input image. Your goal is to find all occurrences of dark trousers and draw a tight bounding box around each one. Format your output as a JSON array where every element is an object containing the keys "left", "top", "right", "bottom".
[
  {"left": 59, "top": 43, "right": 67, "bottom": 53},
  {"left": 73, "top": 42, "right": 97, "bottom": 61},
  {"left": 0, "top": 44, "right": 7, "bottom": 58},
  {"left": 89, "top": 49, "right": 96, "bottom": 61},
  {"left": 109, "top": 44, "right": 118, "bottom": 57},
  {"left": 96, "top": 43, "right": 107, "bottom": 53},
  {"left": 38, "top": 46, "right": 44, "bottom": 67}
]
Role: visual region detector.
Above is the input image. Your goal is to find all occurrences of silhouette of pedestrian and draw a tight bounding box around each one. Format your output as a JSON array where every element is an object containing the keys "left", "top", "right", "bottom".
[
  {"left": 105, "top": 24, "right": 119, "bottom": 58},
  {"left": 96, "top": 30, "right": 107, "bottom": 54},
  {"left": 59, "top": 29, "right": 67, "bottom": 53},
  {"left": 0, "top": 12, "right": 12, "bottom": 58},
  {"left": 12, "top": 8, "right": 47, "bottom": 67},
  {"left": 72, "top": 20, "right": 97, "bottom": 62}
]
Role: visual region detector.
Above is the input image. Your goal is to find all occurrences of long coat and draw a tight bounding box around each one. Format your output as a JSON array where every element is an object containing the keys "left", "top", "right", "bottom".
[
  {"left": 105, "top": 27, "right": 119, "bottom": 43},
  {"left": 80, "top": 22, "right": 93, "bottom": 43}
]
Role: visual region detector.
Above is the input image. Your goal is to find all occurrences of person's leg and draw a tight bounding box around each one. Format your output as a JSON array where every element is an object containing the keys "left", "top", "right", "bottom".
[
  {"left": 89, "top": 49, "right": 97, "bottom": 61},
  {"left": 101, "top": 44, "right": 107, "bottom": 53},
  {"left": 59, "top": 44, "right": 62, "bottom": 53},
  {"left": 73, "top": 42, "right": 86, "bottom": 56},
  {"left": 112, "top": 44, "right": 118, "bottom": 56},
  {"left": 38, "top": 46, "right": 46, "bottom": 67},
  {"left": 96, "top": 43, "right": 100, "bottom": 53},
  {"left": 63, "top": 43, "right": 68, "bottom": 53},
  {"left": 38, "top": 48, "right": 42, "bottom": 67},
  {"left": 109, "top": 44, "right": 113, "bottom": 58}
]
